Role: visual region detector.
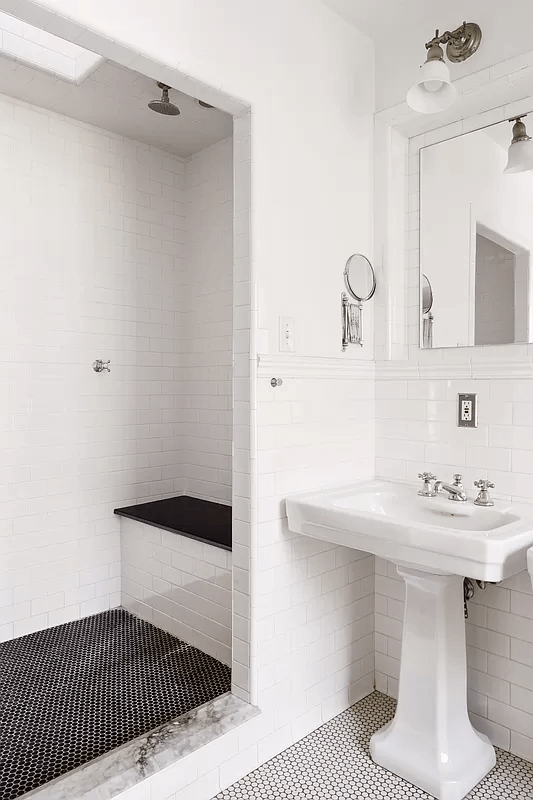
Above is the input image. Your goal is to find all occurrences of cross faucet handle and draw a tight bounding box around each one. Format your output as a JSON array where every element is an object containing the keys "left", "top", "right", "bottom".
[
  {"left": 474, "top": 479, "right": 495, "bottom": 491},
  {"left": 418, "top": 472, "right": 437, "bottom": 481},
  {"left": 474, "top": 478, "right": 495, "bottom": 507},
  {"left": 418, "top": 472, "right": 437, "bottom": 497}
]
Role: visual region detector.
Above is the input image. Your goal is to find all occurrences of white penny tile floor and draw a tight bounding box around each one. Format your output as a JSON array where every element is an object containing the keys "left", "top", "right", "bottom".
[{"left": 213, "top": 692, "right": 533, "bottom": 799}]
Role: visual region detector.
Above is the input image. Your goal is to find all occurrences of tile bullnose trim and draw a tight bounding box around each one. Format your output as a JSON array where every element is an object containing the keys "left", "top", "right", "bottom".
[
  {"left": 257, "top": 355, "right": 375, "bottom": 380},
  {"left": 471, "top": 358, "right": 533, "bottom": 379},
  {"left": 376, "top": 358, "right": 533, "bottom": 380}
]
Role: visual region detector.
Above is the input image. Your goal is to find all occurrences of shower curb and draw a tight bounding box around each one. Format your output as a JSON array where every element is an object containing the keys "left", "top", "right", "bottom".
[{"left": 20, "top": 693, "right": 259, "bottom": 800}]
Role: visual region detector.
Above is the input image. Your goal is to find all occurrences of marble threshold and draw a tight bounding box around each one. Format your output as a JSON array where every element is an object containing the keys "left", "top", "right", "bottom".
[{"left": 20, "top": 693, "right": 258, "bottom": 800}]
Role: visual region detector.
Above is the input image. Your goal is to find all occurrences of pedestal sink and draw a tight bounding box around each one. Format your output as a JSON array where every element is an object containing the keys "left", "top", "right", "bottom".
[{"left": 286, "top": 480, "right": 533, "bottom": 800}]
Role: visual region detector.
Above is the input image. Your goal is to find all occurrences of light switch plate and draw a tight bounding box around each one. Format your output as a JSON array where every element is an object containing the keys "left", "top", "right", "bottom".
[
  {"left": 279, "top": 316, "right": 295, "bottom": 353},
  {"left": 458, "top": 393, "right": 478, "bottom": 428}
]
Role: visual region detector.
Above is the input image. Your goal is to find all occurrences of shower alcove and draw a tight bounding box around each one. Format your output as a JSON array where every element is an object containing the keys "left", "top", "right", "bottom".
[{"left": 0, "top": 11, "right": 254, "bottom": 798}]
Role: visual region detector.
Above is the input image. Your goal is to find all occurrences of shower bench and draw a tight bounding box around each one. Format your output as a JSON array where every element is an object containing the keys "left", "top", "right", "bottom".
[
  {"left": 114, "top": 496, "right": 232, "bottom": 665},
  {"left": 114, "top": 495, "right": 232, "bottom": 550}
]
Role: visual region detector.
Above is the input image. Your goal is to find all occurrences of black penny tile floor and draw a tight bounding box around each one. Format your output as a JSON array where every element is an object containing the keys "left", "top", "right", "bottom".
[
  {"left": 214, "top": 692, "right": 533, "bottom": 800},
  {"left": 0, "top": 608, "right": 231, "bottom": 800}
]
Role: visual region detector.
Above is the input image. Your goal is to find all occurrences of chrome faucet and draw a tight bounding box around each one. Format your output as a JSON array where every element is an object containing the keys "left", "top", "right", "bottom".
[
  {"left": 418, "top": 472, "right": 437, "bottom": 497},
  {"left": 434, "top": 473, "right": 467, "bottom": 502},
  {"left": 474, "top": 479, "right": 495, "bottom": 507}
]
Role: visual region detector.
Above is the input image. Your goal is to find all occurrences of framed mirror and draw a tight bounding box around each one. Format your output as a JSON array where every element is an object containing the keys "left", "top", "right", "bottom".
[
  {"left": 419, "top": 116, "right": 533, "bottom": 349},
  {"left": 344, "top": 254, "right": 376, "bottom": 303}
]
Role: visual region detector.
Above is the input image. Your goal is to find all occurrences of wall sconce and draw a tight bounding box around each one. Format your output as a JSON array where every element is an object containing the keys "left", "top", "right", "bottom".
[
  {"left": 504, "top": 116, "right": 533, "bottom": 174},
  {"left": 407, "top": 22, "right": 482, "bottom": 114}
]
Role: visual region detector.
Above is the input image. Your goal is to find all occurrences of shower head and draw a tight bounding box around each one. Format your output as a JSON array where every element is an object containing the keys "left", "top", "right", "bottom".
[{"left": 148, "top": 83, "right": 180, "bottom": 116}]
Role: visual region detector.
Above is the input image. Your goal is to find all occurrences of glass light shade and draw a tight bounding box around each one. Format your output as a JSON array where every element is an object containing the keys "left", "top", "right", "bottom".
[
  {"left": 406, "top": 59, "right": 457, "bottom": 113},
  {"left": 504, "top": 138, "right": 533, "bottom": 174}
]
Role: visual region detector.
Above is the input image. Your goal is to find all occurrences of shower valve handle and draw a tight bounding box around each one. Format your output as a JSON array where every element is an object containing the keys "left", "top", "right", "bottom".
[{"left": 93, "top": 359, "right": 111, "bottom": 373}]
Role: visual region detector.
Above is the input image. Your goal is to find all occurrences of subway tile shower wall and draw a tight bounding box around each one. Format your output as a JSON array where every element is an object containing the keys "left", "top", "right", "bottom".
[
  {"left": 0, "top": 93, "right": 232, "bottom": 642},
  {"left": 375, "top": 373, "right": 533, "bottom": 758},
  {"left": 183, "top": 139, "right": 233, "bottom": 505}
]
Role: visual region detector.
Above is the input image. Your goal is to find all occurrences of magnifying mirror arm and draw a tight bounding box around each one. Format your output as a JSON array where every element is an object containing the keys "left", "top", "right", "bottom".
[{"left": 341, "top": 292, "right": 364, "bottom": 350}]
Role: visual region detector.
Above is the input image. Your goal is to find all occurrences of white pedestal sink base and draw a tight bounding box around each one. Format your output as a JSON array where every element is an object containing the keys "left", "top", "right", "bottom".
[{"left": 370, "top": 567, "right": 496, "bottom": 800}]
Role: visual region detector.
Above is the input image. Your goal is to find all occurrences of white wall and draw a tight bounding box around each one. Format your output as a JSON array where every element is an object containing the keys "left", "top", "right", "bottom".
[
  {"left": 121, "top": 517, "right": 232, "bottom": 665},
  {"left": 0, "top": 94, "right": 187, "bottom": 642},
  {"left": 183, "top": 138, "right": 233, "bottom": 504}
]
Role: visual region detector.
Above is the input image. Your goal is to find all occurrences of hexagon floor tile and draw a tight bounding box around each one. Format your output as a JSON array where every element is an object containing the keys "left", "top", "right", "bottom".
[
  {"left": 0, "top": 608, "right": 230, "bottom": 800},
  {"left": 214, "top": 692, "right": 533, "bottom": 800}
]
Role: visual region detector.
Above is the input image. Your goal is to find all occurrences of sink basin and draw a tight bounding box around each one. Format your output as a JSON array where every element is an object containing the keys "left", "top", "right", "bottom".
[
  {"left": 287, "top": 479, "right": 532, "bottom": 582},
  {"left": 286, "top": 480, "right": 533, "bottom": 800}
]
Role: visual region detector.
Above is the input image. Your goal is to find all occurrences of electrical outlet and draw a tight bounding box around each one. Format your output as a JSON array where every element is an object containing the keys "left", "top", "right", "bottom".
[{"left": 458, "top": 393, "right": 478, "bottom": 428}]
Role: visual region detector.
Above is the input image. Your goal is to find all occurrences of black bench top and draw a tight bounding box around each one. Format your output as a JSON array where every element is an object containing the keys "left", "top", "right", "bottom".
[{"left": 114, "top": 496, "right": 232, "bottom": 551}]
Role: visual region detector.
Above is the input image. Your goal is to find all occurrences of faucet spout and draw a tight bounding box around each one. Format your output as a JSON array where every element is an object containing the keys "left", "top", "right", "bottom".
[{"left": 434, "top": 477, "right": 467, "bottom": 502}]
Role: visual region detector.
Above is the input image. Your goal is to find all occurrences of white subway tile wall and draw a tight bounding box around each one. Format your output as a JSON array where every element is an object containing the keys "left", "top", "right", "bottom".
[
  {"left": 0, "top": 94, "right": 187, "bottom": 642},
  {"left": 254, "top": 366, "right": 376, "bottom": 721},
  {"left": 183, "top": 138, "right": 233, "bottom": 505},
  {"left": 0, "top": 93, "right": 235, "bottom": 644},
  {"left": 120, "top": 517, "right": 232, "bottom": 664},
  {"left": 375, "top": 373, "right": 533, "bottom": 756}
]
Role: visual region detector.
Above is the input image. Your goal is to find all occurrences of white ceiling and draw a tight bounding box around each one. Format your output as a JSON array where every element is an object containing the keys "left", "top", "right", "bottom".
[
  {"left": 0, "top": 55, "right": 233, "bottom": 157},
  {"left": 323, "top": 0, "right": 533, "bottom": 111}
]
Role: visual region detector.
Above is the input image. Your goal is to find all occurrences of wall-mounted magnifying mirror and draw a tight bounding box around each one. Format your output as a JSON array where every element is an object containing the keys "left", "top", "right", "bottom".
[
  {"left": 344, "top": 254, "right": 376, "bottom": 303},
  {"left": 342, "top": 254, "right": 376, "bottom": 350}
]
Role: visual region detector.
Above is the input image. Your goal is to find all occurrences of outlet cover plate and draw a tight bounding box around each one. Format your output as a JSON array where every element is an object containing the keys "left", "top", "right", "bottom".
[{"left": 458, "top": 393, "right": 478, "bottom": 428}]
